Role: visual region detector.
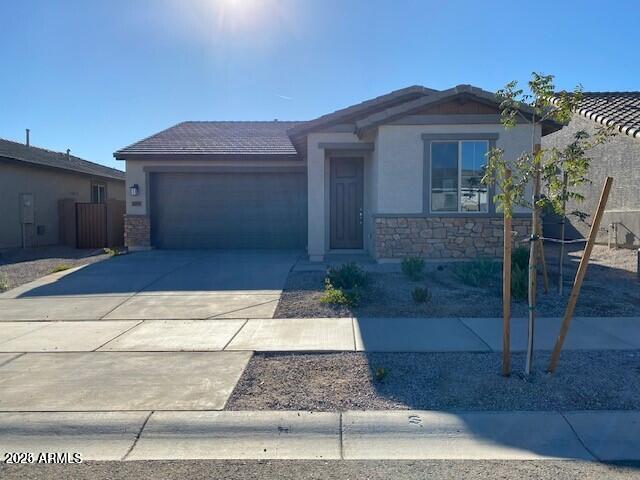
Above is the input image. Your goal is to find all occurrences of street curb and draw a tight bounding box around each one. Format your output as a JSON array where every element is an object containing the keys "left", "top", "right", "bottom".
[{"left": 1, "top": 410, "right": 638, "bottom": 462}]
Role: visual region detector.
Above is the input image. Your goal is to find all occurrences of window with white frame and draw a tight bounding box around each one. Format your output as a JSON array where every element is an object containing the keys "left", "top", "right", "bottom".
[
  {"left": 431, "top": 140, "right": 489, "bottom": 213},
  {"left": 91, "top": 182, "right": 106, "bottom": 204}
]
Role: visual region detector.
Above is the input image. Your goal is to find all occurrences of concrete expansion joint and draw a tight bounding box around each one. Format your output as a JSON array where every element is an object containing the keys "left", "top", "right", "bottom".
[
  {"left": 558, "top": 411, "right": 600, "bottom": 462},
  {"left": 122, "top": 410, "right": 154, "bottom": 461}
]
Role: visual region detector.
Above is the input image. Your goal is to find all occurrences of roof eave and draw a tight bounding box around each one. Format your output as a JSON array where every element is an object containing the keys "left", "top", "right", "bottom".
[
  {"left": 574, "top": 106, "right": 640, "bottom": 139},
  {"left": 113, "top": 152, "right": 301, "bottom": 162},
  {"left": 0, "top": 155, "right": 125, "bottom": 182}
]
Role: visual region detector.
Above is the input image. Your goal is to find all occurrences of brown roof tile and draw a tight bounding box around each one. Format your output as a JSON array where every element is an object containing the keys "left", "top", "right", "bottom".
[{"left": 115, "top": 121, "right": 303, "bottom": 158}]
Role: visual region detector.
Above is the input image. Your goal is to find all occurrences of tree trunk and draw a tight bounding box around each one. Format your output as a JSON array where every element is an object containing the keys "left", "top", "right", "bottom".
[
  {"left": 558, "top": 171, "right": 568, "bottom": 295},
  {"left": 525, "top": 167, "right": 541, "bottom": 376},
  {"left": 537, "top": 222, "right": 549, "bottom": 293},
  {"left": 502, "top": 169, "right": 512, "bottom": 377}
]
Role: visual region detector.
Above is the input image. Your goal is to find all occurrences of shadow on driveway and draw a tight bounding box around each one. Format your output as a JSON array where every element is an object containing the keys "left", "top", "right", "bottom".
[{"left": 13, "top": 250, "right": 303, "bottom": 298}]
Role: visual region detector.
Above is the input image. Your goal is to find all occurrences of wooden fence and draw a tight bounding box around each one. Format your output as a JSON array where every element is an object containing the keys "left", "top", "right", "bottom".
[
  {"left": 58, "top": 199, "right": 125, "bottom": 249},
  {"left": 76, "top": 203, "right": 107, "bottom": 248}
]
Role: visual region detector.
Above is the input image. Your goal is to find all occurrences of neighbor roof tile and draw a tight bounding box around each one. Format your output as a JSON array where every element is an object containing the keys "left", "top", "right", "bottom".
[
  {"left": 575, "top": 92, "right": 640, "bottom": 138},
  {"left": 0, "top": 138, "right": 124, "bottom": 181}
]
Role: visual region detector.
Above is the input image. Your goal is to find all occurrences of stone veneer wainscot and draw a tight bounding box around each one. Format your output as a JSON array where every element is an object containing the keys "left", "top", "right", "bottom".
[
  {"left": 374, "top": 216, "right": 531, "bottom": 259},
  {"left": 124, "top": 214, "right": 151, "bottom": 249}
]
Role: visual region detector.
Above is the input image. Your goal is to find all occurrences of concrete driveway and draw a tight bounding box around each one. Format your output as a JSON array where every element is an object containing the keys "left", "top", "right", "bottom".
[{"left": 0, "top": 250, "right": 301, "bottom": 321}]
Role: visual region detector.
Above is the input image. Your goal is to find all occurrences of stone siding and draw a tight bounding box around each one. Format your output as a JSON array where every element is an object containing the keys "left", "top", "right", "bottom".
[
  {"left": 374, "top": 216, "right": 531, "bottom": 259},
  {"left": 124, "top": 215, "right": 151, "bottom": 249}
]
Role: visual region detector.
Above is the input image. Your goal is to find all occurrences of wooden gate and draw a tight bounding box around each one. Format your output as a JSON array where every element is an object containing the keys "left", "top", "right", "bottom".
[{"left": 76, "top": 203, "right": 107, "bottom": 248}]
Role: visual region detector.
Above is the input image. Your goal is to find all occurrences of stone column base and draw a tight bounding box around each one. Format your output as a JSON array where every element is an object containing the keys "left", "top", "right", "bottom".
[{"left": 124, "top": 215, "right": 151, "bottom": 250}]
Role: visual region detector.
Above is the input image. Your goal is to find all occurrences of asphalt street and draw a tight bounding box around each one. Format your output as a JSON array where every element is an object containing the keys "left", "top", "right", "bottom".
[{"left": 2, "top": 460, "right": 640, "bottom": 480}]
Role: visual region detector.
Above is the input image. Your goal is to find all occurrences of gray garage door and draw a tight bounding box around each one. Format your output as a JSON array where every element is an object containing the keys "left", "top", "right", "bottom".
[{"left": 150, "top": 171, "right": 307, "bottom": 249}]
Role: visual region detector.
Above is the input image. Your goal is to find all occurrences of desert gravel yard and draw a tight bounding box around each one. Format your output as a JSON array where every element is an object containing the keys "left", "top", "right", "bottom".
[
  {"left": 275, "top": 245, "right": 640, "bottom": 318},
  {"left": 0, "top": 246, "right": 110, "bottom": 291},
  {"left": 226, "top": 350, "right": 640, "bottom": 411}
]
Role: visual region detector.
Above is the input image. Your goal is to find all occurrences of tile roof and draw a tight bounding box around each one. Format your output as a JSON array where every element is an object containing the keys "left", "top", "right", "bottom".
[
  {"left": 574, "top": 92, "right": 640, "bottom": 139},
  {"left": 114, "top": 121, "right": 303, "bottom": 159},
  {"left": 0, "top": 138, "right": 125, "bottom": 181}
]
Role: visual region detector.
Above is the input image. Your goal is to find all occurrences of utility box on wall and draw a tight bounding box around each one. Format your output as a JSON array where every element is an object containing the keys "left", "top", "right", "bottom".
[
  {"left": 19, "top": 193, "right": 35, "bottom": 247},
  {"left": 20, "top": 193, "right": 34, "bottom": 224}
]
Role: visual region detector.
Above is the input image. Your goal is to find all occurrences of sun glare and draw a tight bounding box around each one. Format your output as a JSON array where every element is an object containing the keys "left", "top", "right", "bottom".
[
  {"left": 214, "top": 0, "right": 271, "bottom": 32},
  {"left": 164, "top": 0, "right": 296, "bottom": 47}
]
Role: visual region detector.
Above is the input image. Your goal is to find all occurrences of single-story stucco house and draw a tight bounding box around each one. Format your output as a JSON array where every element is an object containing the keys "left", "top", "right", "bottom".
[
  {"left": 115, "top": 85, "right": 561, "bottom": 261},
  {"left": 543, "top": 92, "right": 640, "bottom": 247},
  {"left": 0, "top": 135, "right": 125, "bottom": 250}
]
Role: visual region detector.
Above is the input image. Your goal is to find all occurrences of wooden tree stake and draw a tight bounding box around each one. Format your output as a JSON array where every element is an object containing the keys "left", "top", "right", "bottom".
[
  {"left": 548, "top": 177, "right": 613, "bottom": 372},
  {"left": 502, "top": 169, "right": 512, "bottom": 376}
]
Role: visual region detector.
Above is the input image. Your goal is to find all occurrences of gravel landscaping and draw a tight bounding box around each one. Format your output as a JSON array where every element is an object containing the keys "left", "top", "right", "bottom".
[
  {"left": 274, "top": 244, "right": 640, "bottom": 318},
  {"left": 226, "top": 350, "right": 640, "bottom": 411},
  {"left": 0, "top": 246, "right": 110, "bottom": 291},
  {"left": 4, "top": 460, "right": 640, "bottom": 480}
]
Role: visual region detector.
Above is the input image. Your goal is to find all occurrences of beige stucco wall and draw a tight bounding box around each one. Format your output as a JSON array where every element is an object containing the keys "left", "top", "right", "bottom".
[
  {"left": 0, "top": 161, "right": 124, "bottom": 249},
  {"left": 375, "top": 123, "right": 540, "bottom": 214},
  {"left": 305, "top": 124, "right": 539, "bottom": 260}
]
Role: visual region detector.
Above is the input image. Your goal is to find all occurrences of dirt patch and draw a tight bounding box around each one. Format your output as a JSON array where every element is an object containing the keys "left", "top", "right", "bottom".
[
  {"left": 226, "top": 350, "right": 640, "bottom": 412},
  {"left": 0, "top": 246, "right": 110, "bottom": 291},
  {"left": 274, "top": 245, "right": 640, "bottom": 318}
]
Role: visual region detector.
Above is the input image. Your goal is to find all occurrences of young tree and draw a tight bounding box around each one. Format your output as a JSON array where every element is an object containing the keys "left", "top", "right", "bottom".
[
  {"left": 483, "top": 73, "right": 584, "bottom": 376},
  {"left": 543, "top": 129, "right": 613, "bottom": 294}
]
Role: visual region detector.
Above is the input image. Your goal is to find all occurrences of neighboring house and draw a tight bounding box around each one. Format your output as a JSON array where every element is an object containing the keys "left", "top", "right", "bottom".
[
  {"left": 543, "top": 92, "right": 640, "bottom": 247},
  {"left": 115, "top": 85, "right": 560, "bottom": 261},
  {"left": 0, "top": 136, "right": 126, "bottom": 249}
]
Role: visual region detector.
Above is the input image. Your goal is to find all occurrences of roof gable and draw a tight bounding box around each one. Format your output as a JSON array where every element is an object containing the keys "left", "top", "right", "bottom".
[
  {"left": 412, "top": 98, "right": 500, "bottom": 115},
  {"left": 0, "top": 138, "right": 124, "bottom": 181},
  {"left": 286, "top": 85, "right": 436, "bottom": 137},
  {"left": 355, "top": 85, "right": 562, "bottom": 135}
]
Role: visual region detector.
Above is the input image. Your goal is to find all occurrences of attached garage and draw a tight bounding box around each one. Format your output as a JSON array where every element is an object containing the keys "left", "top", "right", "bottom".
[
  {"left": 149, "top": 170, "right": 307, "bottom": 249},
  {"left": 115, "top": 121, "right": 307, "bottom": 251}
]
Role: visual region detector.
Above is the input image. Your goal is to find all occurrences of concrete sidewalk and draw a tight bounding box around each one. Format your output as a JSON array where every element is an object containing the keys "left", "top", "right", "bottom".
[
  {"left": 0, "top": 316, "right": 638, "bottom": 353},
  {"left": 1, "top": 410, "right": 638, "bottom": 462}
]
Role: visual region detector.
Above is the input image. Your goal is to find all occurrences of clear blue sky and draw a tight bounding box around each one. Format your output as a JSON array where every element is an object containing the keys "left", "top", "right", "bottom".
[{"left": 1, "top": 0, "right": 637, "bottom": 170}]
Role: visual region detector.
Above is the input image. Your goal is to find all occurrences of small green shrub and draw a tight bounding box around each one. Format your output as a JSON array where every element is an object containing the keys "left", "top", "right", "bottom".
[
  {"left": 511, "top": 246, "right": 529, "bottom": 271},
  {"left": 401, "top": 256, "right": 425, "bottom": 281},
  {"left": 0, "top": 273, "right": 10, "bottom": 292},
  {"left": 50, "top": 263, "right": 73, "bottom": 273},
  {"left": 411, "top": 286, "right": 432, "bottom": 303},
  {"left": 374, "top": 367, "right": 390, "bottom": 383},
  {"left": 325, "top": 263, "right": 368, "bottom": 290},
  {"left": 320, "top": 281, "right": 361, "bottom": 307},
  {"left": 452, "top": 259, "right": 499, "bottom": 287},
  {"left": 511, "top": 263, "right": 528, "bottom": 300}
]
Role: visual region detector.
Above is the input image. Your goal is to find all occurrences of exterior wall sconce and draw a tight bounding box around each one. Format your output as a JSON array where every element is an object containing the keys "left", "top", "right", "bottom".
[{"left": 130, "top": 184, "right": 140, "bottom": 197}]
